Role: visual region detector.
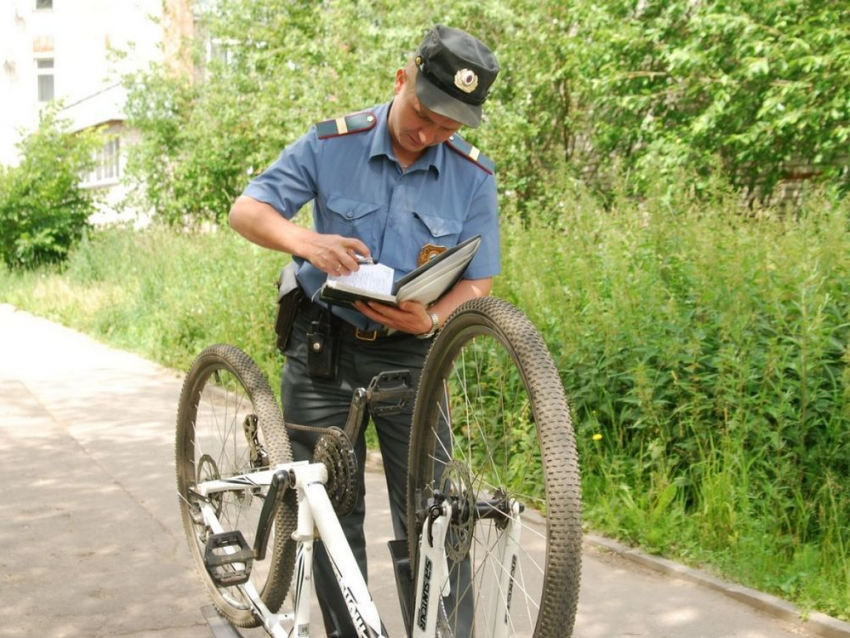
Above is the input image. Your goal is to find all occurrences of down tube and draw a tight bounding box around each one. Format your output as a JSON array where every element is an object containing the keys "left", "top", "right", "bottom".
[{"left": 303, "top": 481, "right": 387, "bottom": 638}]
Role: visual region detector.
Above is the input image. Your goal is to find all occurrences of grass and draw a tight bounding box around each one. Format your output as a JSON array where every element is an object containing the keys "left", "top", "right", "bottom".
[
  {"left": 1, "top": 184, "right": 848, "bottom": 620},
  {"left": 0, "top": 227, "right": 286, "bottom": 389}
]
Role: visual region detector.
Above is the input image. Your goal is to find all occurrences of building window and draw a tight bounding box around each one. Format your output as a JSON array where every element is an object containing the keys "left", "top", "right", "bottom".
[
  {"left": 82, "top": 136, "right": 121, "bottom": 186},
  {"left": 36, "top": 58, "right": 54, "bottom": 102},
  {"left": 35, "top": 0, "right": 53, "bottom": 10},
  {"left": 98, "top": 137, "right": 120, "bottom": 181}
]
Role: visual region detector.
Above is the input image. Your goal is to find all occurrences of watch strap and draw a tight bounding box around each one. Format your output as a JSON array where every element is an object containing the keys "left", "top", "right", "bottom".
[{"left": 416, "top": 311, "right": 440, "bottom": 339}]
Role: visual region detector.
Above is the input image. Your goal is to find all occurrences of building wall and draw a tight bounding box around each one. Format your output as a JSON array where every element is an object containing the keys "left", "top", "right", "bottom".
[
  {"left": 0, "top": 0, "right": 173, "bottom": 164},
  {"left": 1, "top": 0, "right": 194, "bottom": 224}
]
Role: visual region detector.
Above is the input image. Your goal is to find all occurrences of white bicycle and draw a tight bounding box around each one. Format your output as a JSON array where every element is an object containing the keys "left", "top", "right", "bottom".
[{"left": 175, "top": 297, "right": 582, "bottom": 637}]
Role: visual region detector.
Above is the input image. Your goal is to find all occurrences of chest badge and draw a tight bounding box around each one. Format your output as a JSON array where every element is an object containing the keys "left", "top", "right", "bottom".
[{"left": 418, "top": 244, "right": 447, "bottom": 267}]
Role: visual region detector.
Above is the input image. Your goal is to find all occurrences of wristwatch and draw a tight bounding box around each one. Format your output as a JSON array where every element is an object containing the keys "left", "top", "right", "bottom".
[{"left": 416, "top": 311, "right": 440, "bottom": 340}]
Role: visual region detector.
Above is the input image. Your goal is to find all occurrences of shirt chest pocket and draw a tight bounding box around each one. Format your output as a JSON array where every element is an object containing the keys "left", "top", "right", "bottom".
[
  {"left": 381, "top": 208, "right": 464, "bottom": 273},
  {"left": 414, "top": 211, "right": 463, "bottom": 241},
  {"left": 323, "top": 194, "right": 382, "bottom": 244}
]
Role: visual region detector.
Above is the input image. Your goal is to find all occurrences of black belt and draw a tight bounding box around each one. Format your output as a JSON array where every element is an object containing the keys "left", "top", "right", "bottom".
[
  {"left": 342, "top": 324, "right": 397, "bottom": 341},
  {"left": 299, "top": 298, "right": 405, "bottom": 341}
]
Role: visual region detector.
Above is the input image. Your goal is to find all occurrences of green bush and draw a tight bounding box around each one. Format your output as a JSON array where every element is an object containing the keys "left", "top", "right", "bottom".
[
  {"left": 500, "top": 180, "right": 850, "bottom": 619},
  {"left": 0, "top": 109, "right": 101, "bottom": 269}
]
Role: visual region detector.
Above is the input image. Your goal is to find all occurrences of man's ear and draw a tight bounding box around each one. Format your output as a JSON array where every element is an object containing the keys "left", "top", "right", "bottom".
[{"left": 393, "top": 68, "right": 407, "bottom": 95}]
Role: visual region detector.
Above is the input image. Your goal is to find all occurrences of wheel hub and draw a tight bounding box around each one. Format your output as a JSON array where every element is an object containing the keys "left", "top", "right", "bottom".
[
  {"left": 242, "top": 414, "right": 269, "bottom": 469},
  {"left": 440, "top": 461, "right": 475, "bottom": 562}
]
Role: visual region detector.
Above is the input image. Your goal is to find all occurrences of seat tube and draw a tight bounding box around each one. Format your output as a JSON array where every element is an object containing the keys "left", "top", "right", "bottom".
[{"left": 291, "top": 491, "right": 316, "bottom": 637}]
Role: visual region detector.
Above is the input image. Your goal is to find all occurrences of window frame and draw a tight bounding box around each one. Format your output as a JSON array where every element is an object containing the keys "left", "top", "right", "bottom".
[
  {"left": 81, "top": 134, "right": 122, "bottom": 188},
  {"left": 35, "top": 56, "right": 54, "bottom": 103}
]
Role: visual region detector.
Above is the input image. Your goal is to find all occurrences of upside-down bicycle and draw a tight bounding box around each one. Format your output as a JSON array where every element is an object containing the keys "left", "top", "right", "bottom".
[{"left": 175, "top": 296, "right": 582, "bottom": 637}]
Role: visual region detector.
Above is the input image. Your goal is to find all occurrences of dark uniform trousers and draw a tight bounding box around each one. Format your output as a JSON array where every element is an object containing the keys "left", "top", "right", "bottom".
[{"left": 281, "top": 309, "right": 432, "bottom": 638}]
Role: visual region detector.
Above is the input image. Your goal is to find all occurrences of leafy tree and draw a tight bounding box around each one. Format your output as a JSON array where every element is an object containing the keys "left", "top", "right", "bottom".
[
  {"left": 0, "top": 109, "right": 100, "bottom": 269},
  {"left": 123, "top": 0, "right": 426, "bottom": 226},
  {"left": 123, "top": 0, "right": 848, "bottom": 226},
  {"left": 122, "top": 69, "right": 198, "bottom": 225},
  {"left": 581, "top": 0, "right": 850, "bottom": 199}
]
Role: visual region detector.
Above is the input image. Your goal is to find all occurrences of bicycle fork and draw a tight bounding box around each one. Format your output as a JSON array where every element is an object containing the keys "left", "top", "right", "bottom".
[
  {"left": 411, "top": 500, "right": 454, "bottom": 637},
  {"left": 483, "top": 501, "right": 523, "bottom": 638},
  {"left": 411, "top": 500, "right": 523, "bottom": 638}
]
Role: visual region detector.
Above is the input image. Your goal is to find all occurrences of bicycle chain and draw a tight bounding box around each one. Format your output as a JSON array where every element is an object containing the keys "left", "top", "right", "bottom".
[{"left": 285, "top": 423, "right": 360, "bottom": 517}]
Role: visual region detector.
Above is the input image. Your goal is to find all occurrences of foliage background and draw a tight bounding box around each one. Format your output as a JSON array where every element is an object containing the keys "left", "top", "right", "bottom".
[
  {"left": 123, "top": 0, "right": 849, "bottom": 226},
  {"left": 2, "top": 186, "right": 848, "bottom": 619}
]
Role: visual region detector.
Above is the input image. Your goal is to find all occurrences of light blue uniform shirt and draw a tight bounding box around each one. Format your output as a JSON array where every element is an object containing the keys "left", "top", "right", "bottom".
[{"left": 243, "top": 101, "right": 500, "bottom": 330}]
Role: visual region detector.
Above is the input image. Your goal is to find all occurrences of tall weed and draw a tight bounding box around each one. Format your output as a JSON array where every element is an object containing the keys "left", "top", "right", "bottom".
[
  {"left": 497, "top": 184, "right": 849, "bottom": 619},
  {"left": 0, "top": 227, "right": 287, "bottom": 390}
]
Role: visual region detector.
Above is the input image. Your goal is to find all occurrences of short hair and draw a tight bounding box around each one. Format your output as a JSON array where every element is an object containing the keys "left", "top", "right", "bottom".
[{"left": 403, "top": 58, "right": 418, "bottom": 86}]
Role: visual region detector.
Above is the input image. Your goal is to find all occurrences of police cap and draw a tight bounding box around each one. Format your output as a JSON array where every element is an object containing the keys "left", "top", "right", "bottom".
[{"left": 414, "top": 25, "right": 499, "bottom": 129}]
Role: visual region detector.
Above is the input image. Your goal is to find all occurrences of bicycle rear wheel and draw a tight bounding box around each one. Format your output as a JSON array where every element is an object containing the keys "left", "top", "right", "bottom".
[
  {"left": 176, "top": 344, "right": 298, "bottom": 628},
  {"left": 407, "top": 297, "right": 582, "bottom": 638}
]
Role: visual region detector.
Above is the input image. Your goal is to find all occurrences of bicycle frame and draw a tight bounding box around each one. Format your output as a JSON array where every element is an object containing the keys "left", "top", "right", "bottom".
[{"left": 192, "top": 458, "right": 523, "bottom": 638}]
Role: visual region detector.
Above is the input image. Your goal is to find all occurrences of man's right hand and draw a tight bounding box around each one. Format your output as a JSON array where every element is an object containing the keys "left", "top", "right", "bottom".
[
  {"left": 303, "top": 233, "right": 371, "bottom": 277},
  {"left": 229, "top": 196, "right": 370, "bottom": 275}
]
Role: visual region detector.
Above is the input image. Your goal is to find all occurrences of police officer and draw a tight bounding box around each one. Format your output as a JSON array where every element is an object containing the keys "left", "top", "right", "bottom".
[{"left": 229, "top": 25, "right": 499, "bottom": 638}]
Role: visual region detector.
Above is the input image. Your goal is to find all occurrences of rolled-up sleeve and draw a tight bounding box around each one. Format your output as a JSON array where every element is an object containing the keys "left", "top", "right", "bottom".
[
  {"left": 242, "top": 129, "right": 321, "bottom": 220},
  {"left": 461, "top": 173, "right": 500, "bottom": 280}
]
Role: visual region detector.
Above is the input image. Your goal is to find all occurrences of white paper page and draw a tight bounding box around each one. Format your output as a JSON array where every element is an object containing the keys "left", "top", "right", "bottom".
[{"left": 327, "top": 263, "right": 395, "bottom": 294}]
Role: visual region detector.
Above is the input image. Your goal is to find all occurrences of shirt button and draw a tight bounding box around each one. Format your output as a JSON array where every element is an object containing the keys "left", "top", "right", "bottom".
[{"left": 346, "top": 212, "right": 354, "bottom": 219}]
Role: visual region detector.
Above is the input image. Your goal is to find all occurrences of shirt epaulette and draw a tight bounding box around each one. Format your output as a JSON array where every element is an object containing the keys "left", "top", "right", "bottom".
[
  {"left": 445, "top": 134, "right": 495, "bottom": 174},
  {"left": 316, "top": 111, "right": 378, "bottom": 140}
]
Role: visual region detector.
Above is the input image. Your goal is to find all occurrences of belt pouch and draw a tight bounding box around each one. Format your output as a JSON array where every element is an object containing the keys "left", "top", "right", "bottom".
[
  {"left": 275, "top": 262, "right": 305, "bottom": 354},
  {"left": 306, "top": 314, "right": 340, "bottom": 380}
]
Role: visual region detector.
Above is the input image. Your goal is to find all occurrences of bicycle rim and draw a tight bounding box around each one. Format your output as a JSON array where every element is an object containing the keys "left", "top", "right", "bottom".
[
  {"left": 408, "top": 298, "right": 582, "bottom": 638},
  {"left": 176, "top": 344, "right": 297, "bottom": 628}
]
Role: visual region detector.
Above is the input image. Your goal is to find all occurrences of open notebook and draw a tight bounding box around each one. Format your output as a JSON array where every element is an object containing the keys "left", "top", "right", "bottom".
[{"left": 320, "top": 235, "right": 481, "bottom": 307}]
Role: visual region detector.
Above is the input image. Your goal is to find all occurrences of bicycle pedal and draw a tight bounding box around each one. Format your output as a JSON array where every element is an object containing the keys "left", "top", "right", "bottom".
[
  {"left": 204, "top": 531, "right": 254, "bottom": 587},
  {"left": 367, "top": 370, "right": 414, "bottom": 415}
]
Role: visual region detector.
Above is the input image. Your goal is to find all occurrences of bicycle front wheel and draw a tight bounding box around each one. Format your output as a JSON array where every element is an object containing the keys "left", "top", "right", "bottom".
[
  {"left": 176, "top": 344, "right": 298, "bottom": 628},
  {"left": 407, "top": 297, "right": 582, "bottom": 638}
]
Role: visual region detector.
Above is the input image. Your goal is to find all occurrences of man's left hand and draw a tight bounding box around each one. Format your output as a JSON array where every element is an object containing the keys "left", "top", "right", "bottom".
[{"left": 353, "top": 300, "right": 432, "bottom": 336}]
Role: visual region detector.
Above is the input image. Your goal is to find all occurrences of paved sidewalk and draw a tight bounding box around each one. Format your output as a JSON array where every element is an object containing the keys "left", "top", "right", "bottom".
[{"left": 1, "top": 303, "right": 847, "bottom": 638}]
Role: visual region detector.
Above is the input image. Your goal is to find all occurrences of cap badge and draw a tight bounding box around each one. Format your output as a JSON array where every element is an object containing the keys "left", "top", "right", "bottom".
[{"left": 454, "top": 69, "right": 479, "bottom": 93}]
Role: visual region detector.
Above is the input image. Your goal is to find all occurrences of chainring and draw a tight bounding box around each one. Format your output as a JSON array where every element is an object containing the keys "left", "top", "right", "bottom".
[{"left": 313, "top": 427, "right": 360, "bottom": 517}]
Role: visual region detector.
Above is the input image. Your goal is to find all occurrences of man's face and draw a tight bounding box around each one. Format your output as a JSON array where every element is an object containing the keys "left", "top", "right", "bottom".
[{"left": 388, "top": 69, "right": 463, "bottom": 156}]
